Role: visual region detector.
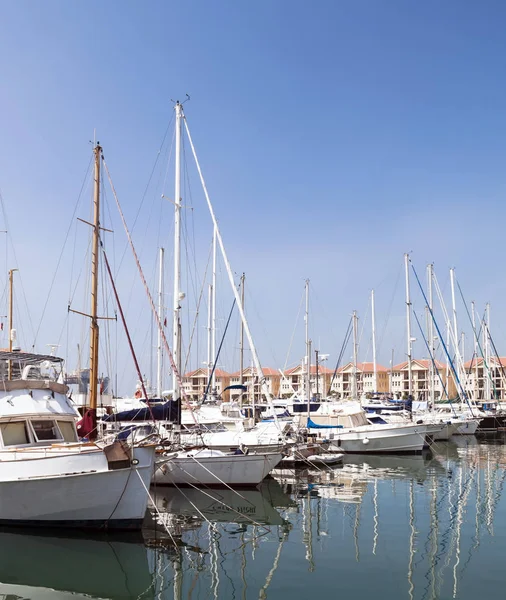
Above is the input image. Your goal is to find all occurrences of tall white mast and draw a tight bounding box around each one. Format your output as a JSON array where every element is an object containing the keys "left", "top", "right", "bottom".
[
  {"left": 404, "top": 253, "right": 413, "bottom": 399},
  {"left": 183, "top": 115, "right": 279, "bottom": 424},
  {"left": 172, "top": 101, "right": 182, "bottom": 397},
  {"left": 371, "top": 289, "right": 377, "bottom": 393},
  {"left": 427, "top": 264, "right": 435, "bottom": 408},
  {"left": 206, "top": 283, "right": 212, "bottom": 392},
  {"left": 484, "top": 303, "right": 491, "bottom": 400},
  {"left": 305, "top": 279, "right": 310, "bottom": 401},
  {"left": 352, "top": 310, "right": 358, "bottom": 399},
  {"left": 471, "top": 301, "right": 479, "bottom": 401},
  {"left": 211, "top": 227, "right": 217, "bottom": 392},
  {"left": 156, "top": 247, "right": 164, "bottom": 397},
  {"left": 449, "top": 268, "right": 460, "bottom": 404}
]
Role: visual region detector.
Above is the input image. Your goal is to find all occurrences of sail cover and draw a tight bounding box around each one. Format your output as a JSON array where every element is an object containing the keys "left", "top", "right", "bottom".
[
  {"left": 102, "top": 399, "right": 181, "bottom": 424},
  {"left": 307, "top": 418, "right": 343, "bottom": 429}
]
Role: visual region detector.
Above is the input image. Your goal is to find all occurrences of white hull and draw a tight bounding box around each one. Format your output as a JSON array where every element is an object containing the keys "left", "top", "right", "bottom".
[
  {"left": 0, "top": 446, "right": 155, "bottom": 529},
  {"left": 454, "top": 419, "right": 479, "bottom": 435},
  {"left": 432, "top": 422, "right": 461, "bottom": 441},
  {"left": 321, "top": 424, "right": 427, "bottom": 454},
  {"left": 153, "top": 450, "right": 283, "bottom": 486}
]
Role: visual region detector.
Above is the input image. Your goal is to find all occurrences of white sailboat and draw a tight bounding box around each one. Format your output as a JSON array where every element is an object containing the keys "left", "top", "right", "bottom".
[{"left": 153, "top": 447, "right": 283, "bottom": 486}]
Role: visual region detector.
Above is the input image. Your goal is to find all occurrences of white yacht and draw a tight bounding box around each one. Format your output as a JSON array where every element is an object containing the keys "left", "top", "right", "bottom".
[
  {"left": 300, "top": 402, "right": 429, "bottom": 454},
  {"left": 0, "top": 351, "right": 155, "bottom": 529}
]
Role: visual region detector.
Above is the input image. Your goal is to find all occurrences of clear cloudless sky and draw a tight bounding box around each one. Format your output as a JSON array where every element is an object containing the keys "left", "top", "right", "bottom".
[{"left": 1, "top": 0, "right": 506, "bottom": 392}]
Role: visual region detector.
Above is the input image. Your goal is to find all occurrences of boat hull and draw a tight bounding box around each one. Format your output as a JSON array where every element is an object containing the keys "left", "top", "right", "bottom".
[
  {"left": 153, "top": 451, "right": 283, "bottom": 487},
  {"left": 0, "top": 446, "right": 155, "bottom": 530},
  {"left": 323, "top": 424, "right": 427, "bottom": 454}
]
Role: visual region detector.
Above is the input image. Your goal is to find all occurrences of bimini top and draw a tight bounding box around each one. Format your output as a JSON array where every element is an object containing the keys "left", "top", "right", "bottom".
[{"left": 0, "top": 351, "right": 64, "bottom": 365}]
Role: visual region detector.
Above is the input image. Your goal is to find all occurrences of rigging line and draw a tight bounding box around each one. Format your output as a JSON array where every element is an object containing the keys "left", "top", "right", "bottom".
[
  {"left": 32, "top": 155, "right": 93, "bottom": 348},
  {"left": 411, "top": 309, "right": 457, "bottom": 416},
  {"left": 183, "top": 242, "right": 213, "bottom": 374},
  {"left": 327, "top": 317, "right": 353, "bottom": 396},
  {"left": 0, "top": 192, "right": 35, "bottom": 343},
  {"left": 410, "top": 262, "right": 474, "bottom": 414},
  {"left": 115, "top": 112, "right": 175, "bottom": 277},
  {"left": 205, "top": 299, "right": 237, "bottom": 397},
  {"left": 102, "top": 156, "right": 198, "bottom": 424},
  {"left": 283, "top": 287, "right": 305, "bottom": 374},
  {"left": 378, "top": 262, "right": 402, "bottom": 353},
  {"left": 484, "top": 329, "right": 506, "bottom": 395},
  {"left": 455, "top": 280, "right": 497, "bottom": 394}
]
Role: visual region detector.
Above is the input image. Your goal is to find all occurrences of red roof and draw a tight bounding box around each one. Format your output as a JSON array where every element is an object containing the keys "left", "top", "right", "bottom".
[
  {"left": 229, "top": 367, "right": 279, "bottom": 377},
  {"left": 464, "top": 357, "right": 506, "bottom": 369},
  {"left": 392, "top": 359, "right": 445, "bottom": 371},
  {"left": 184, "top": 368, "right": 230, "bottom": 378}
]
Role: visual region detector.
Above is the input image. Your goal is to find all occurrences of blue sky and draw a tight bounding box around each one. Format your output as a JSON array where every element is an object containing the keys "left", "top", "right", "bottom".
[{"left": 1, "top": 1, "right": 506, "bottom": 392}]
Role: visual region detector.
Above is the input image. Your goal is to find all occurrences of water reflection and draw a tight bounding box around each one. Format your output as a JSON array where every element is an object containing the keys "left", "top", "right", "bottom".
[
  {"left": 0, "top": 530, "right": 154, "bottom": 599},
  {"left": 1, "top": 441, "right": 505, "bottom": 599}
]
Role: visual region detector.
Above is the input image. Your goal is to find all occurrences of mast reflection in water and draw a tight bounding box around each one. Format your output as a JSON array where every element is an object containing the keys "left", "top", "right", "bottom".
[{"left": 1, "top": 438, "right": 505, "bottom": 599}]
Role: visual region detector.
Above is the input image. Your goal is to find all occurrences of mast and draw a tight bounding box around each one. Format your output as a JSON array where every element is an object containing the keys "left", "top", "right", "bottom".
[
  {"left": 315, "top": 349, "right": 319, "bottom": 400},
  {"left": 404, "top": 253, "right": 413, "bottom": 400},
  {"left": 371, "top": 289, "right": 377, "bottom": 394},
  {"left": 172, "top": 101, "right": 182, "bottom": 398},
  {"left": 484, "top": 303, "right": 491, "bottom": 400},
  {"left": 211, "top": 227, "right": 217, "bottom": 392},
  {"left": 183, "top": 114, "right": 279, "bottom": 424},
  {"left": 88, "top": 144, "right": 101, "bottom": 427},
  {"left": 304, "top": 279, "right": 310, "bottom": 401},
  {"left": 449, "top": 267, "right": 459, "bottom": 367},
  {"left": 7, "top": 268, "right": 17, "bottom": 380},
  {"left": 471, "top": 301, "right": 479, "bottom": 401},
  {"left": 156, "top": 247, "right": 164, "bottom": 397},
  {"left": 352, "top": 310, "right": 358, "bottom": 399},
  {"left": 306, "top": 339, "right": 312, "bottom": 414},
  {"left": 206, "top": 283, "right": 212, "bottom": 395},
  {"left": 427, "top": 264, "right": 435, "bottom": 408},
  {"left": 239, "top": 273, "right": 245, "bottom": 393}
]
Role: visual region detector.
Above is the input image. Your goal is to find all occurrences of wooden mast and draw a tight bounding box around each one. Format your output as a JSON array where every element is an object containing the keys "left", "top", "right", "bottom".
[{"left": 88, "top": 143, "right": 101, "bottom": 437}]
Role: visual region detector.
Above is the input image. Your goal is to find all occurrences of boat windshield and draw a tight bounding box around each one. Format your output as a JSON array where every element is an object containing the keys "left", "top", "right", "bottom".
[{"left": 0, "top": 351, "right": 64, "bottom": 382}]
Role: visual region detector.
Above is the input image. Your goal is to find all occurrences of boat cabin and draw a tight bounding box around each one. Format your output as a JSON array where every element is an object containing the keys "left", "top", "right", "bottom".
[{"left": 0, "top": 350, "right": 79, "bottom": 449}]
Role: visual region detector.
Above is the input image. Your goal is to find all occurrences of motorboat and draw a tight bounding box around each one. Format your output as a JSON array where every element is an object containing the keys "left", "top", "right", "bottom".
[
  {"left": 300, "top": 402, "right": 428, "bottom": 454},
  {"left": 0, "top": 351, "right": 155, "bottom": 530}
]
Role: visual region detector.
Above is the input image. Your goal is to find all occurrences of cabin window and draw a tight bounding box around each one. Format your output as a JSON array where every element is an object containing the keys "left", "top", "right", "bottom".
[
  {"left": 1, "top": 421, "right": 30, "bottom": 446},
  {"left": 30, "top": 420, "right": 62, "bottom": 442},
  {"left": 57, "top": 420, "right": 78, "bottom": 442}
]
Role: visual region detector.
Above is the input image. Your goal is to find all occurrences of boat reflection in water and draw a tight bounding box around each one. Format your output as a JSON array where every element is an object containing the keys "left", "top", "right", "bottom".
[
  {"left": 1, "top": 442, "right": 505, "bottom": 599},
  {"left": 0, "top": 530, "right": 154, "bottom": 599},
  {"left": 149, "top": 477, "right": 294, "bottom": 531}
]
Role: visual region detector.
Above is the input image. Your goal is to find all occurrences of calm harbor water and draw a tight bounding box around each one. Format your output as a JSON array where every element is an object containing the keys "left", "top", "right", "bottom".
[{"left": 1, "top": 437, "right": 505, "bottom": 599}]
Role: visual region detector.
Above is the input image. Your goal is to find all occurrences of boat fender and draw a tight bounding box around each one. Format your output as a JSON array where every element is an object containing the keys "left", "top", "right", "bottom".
[
  {"left": 416, "top": 420, "right": 423, "bottom": 425},
  {"left": 363, "top": 437, "right": 370, "bottom": 445}
]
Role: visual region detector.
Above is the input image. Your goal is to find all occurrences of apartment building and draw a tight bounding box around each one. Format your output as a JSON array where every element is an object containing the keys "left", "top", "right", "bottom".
[
  {"left": 182, "top": 368, "right": 231, "bottom": 402},
  {"left": 228, "top": 367, "right": 281, "bottom": 403},
  {"left": 278, "top": 364, "right": 334, "bottom": 399},
  {"left": 390, "top": 359, "right": 456, "bottom": 400},
  {"left": 464, "top": 357, "right": 506, "bottom": 400},
  {"left": 329, "top": 362, "right": 389, "bottom": 398}
]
